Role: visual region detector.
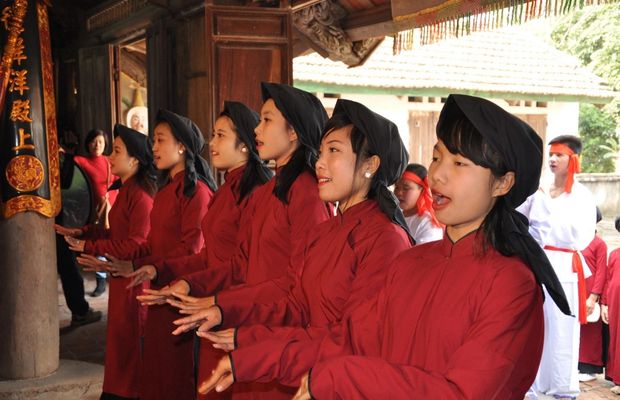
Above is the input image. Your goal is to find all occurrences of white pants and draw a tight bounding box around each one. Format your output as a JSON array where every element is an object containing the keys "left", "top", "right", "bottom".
[{"left": 531, "top": 283, "right": 581, "bottom": 397}]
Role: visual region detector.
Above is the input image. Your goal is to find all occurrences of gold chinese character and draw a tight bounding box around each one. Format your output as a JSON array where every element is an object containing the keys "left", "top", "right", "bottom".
[
  {"left": 12, "top": 128, "right": 35, "bottom": 151},
  {"left": 13, "top": 37, "right": 26, "bottom": 66},
  {"left": 1, "top": 7, "right": 10, "bottom": 30},
  {"left": 10, "top": 99, "right": 32, "bottom": 122},
  {"left": 9, "top": 69, "right": 29, "bottom": 95}
]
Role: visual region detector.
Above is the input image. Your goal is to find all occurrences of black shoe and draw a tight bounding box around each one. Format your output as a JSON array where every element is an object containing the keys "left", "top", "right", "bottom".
[
  {"left": 71, "top": 308, "right": 102, "bottom": 327},
  {"left": 90, "top": 276, "right": 106, "bottom": 297}
]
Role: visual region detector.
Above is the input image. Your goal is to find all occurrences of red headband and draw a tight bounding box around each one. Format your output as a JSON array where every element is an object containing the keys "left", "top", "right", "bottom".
[
  {"left": 401, "top": 171, "right": 441, "bottom": 228},
  {"left": 550, "top": 143, "right": 581, "bottom": 193}
]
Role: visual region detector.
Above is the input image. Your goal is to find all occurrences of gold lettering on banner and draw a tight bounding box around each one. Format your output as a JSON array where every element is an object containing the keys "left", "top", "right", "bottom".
[
  {"left": 10, "top": 99, "right": 32, "bottom": 122},
  {"left": 13, "top": 36, "right": 26, "bottom": 65},
  {"left": 12, "top": 128, "right": 35, "bottom": 151},
  {"left": 9, "top": 69, "right": 28, "bottom": 95},
  {"left": 1, "top": 6, "right": 10, "bottom": 30}
]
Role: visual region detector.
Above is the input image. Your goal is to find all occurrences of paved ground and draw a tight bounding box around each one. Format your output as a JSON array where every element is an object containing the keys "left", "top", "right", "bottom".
[{"left": 57, "top": 216, "right": 620, "bottom": 399}]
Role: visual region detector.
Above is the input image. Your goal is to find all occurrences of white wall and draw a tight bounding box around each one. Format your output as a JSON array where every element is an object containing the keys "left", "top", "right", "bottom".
[
  {"left": 319, "top": 94, "right": 412, "bottom": 153},
  {"left": 546, "top": 101, "right": 580, "bottom": 141}
]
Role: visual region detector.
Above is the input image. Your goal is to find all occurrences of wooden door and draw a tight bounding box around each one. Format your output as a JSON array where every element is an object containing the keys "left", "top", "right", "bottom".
[{"left": 77, "top": 45, "right": 115, "bottom": 149}]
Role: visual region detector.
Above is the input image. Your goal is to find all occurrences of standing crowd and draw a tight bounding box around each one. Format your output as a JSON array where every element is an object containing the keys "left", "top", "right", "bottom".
[{"left": 54, "top": 82, "right": 620, "bottom": 400}]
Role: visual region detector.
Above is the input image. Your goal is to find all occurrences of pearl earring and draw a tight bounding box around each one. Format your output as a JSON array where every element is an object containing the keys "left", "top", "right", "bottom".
[
  {"left": 179, "top": 150, "right": 184, "bottom": 154},
  {"left": 364, "top": 171, "right": 371, "bottom": 179},
  {"left": 241, "top": 147, "right": 248, "bottom": 153}
]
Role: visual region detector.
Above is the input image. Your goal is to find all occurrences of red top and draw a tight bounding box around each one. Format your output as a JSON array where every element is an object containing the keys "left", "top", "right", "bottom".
[
  {"left": 154, "top": 165, "right": 250, "bottom": 284},
  {"left": 230, "top": 232, "right": 544, "bottom": 400},
  {"left": 133, "top": 171, "right": 213, "bottom": 286},
  {"left": 582, "top": 235, "right": 608, "bottom": 297},
  {"left": 74, "top": 154, "right": 118, "bottom": 205},
  {"left": 84, "top": 177, "right": 153, "bottom": 258},
  {"left": 218, "top": 200, "right": 410, "bottom": 345},
  {"left": 184, "top": 171, "right": 332, "bottom": 301}
]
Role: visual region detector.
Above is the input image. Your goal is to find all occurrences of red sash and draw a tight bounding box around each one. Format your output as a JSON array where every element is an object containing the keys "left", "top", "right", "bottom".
[{"left": 544, "top": 245, "right": 587, "bottom": 324}]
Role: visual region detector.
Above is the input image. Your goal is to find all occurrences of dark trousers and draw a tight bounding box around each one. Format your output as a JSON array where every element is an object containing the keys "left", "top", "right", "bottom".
[{"left": 56, "top": 233, "right": 89, "bottom": 316}]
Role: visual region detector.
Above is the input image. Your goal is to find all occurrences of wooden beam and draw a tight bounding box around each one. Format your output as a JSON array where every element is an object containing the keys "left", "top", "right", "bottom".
[
  {"left": 342, "top": 3, "right": 394, "bottom": 41},
  {"left": 291, "top": 0, "right": 324, "bottom": 11}
]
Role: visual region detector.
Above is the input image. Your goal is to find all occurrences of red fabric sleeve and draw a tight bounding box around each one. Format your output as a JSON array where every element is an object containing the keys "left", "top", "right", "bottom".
[
  {"left": 154, "top": 249, "right": 208, "bottom": 287},
  {"left": 231, "top": 295, "right": 382, "bottom": 387},
  {"left": 218, "top": 274, "right": 309, "bottom": 330},
  {"left": 84, "top": 190, "right": 152, "bottom": 260},
  {"left": 309, "top": 268, "right": 543, "bottom": 399},
  {"left": 215, "top": 184, "right": 330, "bottom": 309},
  {"left": 181, "top": 238, "right": 250, "bottom": 297},
  {"left": 591, "top": 239, "right": 608, "bottom": 295},
  {"left": 150, "top": 188, "right": 212, "bottom": 285},
  {"left": 231, "top": 227, "right": 410, "bottom": 346},
  {"left": 604, "top": 251, "right": 620, "bottom": 305},
  {"left": 81, "top": 223, "right": 109, "bottom": 241}
]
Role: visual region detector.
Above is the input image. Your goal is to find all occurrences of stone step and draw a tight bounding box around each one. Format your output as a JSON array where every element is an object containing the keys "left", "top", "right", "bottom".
[{"left": 0, "top": 359, "right": 103, "bottom": 400}]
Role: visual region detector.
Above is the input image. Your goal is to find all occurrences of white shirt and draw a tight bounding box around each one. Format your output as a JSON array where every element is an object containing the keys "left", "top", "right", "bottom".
[
  {"left": 405, "top": 212, "right": 443, "bottom": 245},
  {"left": 518, "top": 182, "right": 596, "bottom": 282}
]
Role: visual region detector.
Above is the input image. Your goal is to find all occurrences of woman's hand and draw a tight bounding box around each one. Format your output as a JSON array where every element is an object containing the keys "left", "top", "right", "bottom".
[
  {"left": 292, "top": 373, "right": 312, "bottom": 400},
  {"left": 54, "top": 224, "right": 83, "bottom": 237},
  {"left": 76, "top": 254, "right": 109, "bottom": 272},
  {"left": 200, "top": 328, "right": 236, "bottom": 352},
  {"left": 198, "top": 356, "right": 234, "bottom": 394},
  {"left": 602, "top": 304, "right": 609, "bottom": 324},
  {"left": 167, "top": 292, "right": 215, "bottom": 315},
  {"left": 126, "top": 265, "right": 157, "bottom": 288},
  {"left": 137, "top": 280, "right": 190, "bottom": 306},
  {"left": 64, "top": 235, "right": 85, "bottom": 252},
  {"left": 171, "top": 305, "right": 222, "bottom": 336},
  {"left": 586, "top": 293, "right": 599, "bottom": 316},
  {"left": 103, "top": 254, "right": 134, "bottom": 277}
]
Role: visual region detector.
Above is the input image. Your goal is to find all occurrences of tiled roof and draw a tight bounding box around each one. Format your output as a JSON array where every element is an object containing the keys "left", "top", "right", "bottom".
[{"left": 293, "top": 27, "right": 617, "bottom": 103}]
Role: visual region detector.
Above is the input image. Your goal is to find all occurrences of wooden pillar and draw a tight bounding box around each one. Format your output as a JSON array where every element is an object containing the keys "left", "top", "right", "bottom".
[
  {"left": 205, "top": 1, "right": 293, "bottom": 134},
  {"left": 0, "top": 214, "right": 58, "bottom": 379}
]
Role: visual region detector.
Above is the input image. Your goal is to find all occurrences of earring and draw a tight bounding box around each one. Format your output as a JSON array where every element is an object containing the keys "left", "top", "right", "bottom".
[
  {"left": 179, "top": 150, "right": 184, "bottom": 154},
  {"left": 241, "top": 147, "right": 248, "bottom": 153},
  {"left": 364, "top": 171, "right": 372, "bottom": 179}
]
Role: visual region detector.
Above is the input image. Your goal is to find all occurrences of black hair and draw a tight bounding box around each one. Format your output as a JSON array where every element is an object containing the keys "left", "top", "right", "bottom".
[
  {"left": 596, "top": 206, "right": 602, "bottom": 224},
  {"left": 218, "top": 113, "right": 272, "bottom": 204},
  {"left": 121, "top": 136, "right": 158, "bottom": 197},
  {"left": 321, "top": 112, "right": 381, "bottom": 201},
  {"left": 615, "top": 216, "right": 620, "bottom": 232},
  {"left": 404, "top": 163, "right": 428, "bottom": 180},
  {"left": 438, "top": 114, "right": 514, "bottom": 257},
  {"left": 549, "top": 135, "right": 583, "bottom": 155},
  {"left": 84, "top": 129, "right": 107, "bottom": 154},
  {"left": 273, "top": 121, "right": 317, "bottom": 204}
]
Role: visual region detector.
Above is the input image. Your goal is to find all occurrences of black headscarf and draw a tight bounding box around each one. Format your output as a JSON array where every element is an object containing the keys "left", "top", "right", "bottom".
[
  {"left": 109, "top": 124, "right": 156, "bottom": 191},
  {"left": 156, "top": 109, "right": 217, "bottom": 195},
  {"left": 261, "top": 82, "right": 327, "bottom": 172},
  {"left": 261, "top": 82, "right": 327, "bottom": 203},
  {"left": 221, "top": 101, "right": 261, "bottom": 163},
  {"left": 220, "top": 101, "right": 272, "bottom": 202},
  {"left": 331, "top": 99, "right": 413, "bottom": 244},
  {"left": 114, "top": 124, "right": 152, "bottom": 166},
  {"left": 437, "top": 94, "right": 570, "bottom": 316}
]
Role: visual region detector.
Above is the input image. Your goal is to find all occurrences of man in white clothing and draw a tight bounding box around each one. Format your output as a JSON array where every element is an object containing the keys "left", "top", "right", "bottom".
[{"left": 522, "top": 135, "right": 596, "bottom": 399}]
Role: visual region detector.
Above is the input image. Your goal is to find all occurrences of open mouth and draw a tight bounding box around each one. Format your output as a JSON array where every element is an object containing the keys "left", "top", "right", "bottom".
[
  {"left": 432, "top": 191, "right": 451, "bottom": 209},
  {"left": 317, "top": 177, "right": 332, "bottom": 186}
]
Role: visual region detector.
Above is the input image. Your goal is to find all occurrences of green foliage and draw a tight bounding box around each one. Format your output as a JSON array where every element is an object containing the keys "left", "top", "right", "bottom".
[
  {"left": 579, "top": 103, "right": 617, "bottom": 172},
  {"left": 552, "top": 4, "right": 620, "bottom": 172}
]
